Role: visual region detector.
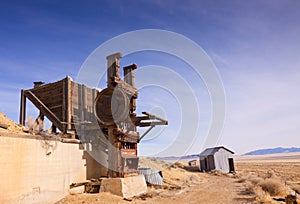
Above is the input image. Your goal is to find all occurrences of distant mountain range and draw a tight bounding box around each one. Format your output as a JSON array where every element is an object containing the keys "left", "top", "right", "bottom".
[
  {"left": 244, "top": 147, "right": 300, "bottom": 155},
  {"left": 154, "top": 147, "right": 300, "bottom": 160}
]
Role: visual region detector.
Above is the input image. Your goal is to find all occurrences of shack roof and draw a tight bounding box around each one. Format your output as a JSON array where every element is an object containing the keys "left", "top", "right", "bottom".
[{"left": 199, "top": 146, "right": 234, "bottom": 156}]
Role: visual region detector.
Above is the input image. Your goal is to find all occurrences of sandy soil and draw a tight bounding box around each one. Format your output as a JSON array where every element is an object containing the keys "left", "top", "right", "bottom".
[
  {"left": 58, "top": 159, "right": 255, "bottom": 204},
  {"left": 1, "top": 112, "right": 298, "bottom": 203},
  {"left": 58, "top": 175, "right": 254, "bottom": 204},
  {"left": 0, "top": 112, "right": 25, "bottom": 133},
  {"left": 58, "top": 154, "right": 300, "bottom": 204}
]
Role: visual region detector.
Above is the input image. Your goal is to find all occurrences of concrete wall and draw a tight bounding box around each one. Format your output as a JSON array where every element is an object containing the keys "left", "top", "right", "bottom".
[{"left": 0, "top": 135, "right": 87, "bottom": 203}]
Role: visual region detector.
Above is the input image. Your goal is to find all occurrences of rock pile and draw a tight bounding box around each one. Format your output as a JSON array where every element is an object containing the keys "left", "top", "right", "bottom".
[{"left": 0, "top": 112, "right": 25, "bottom": 133}]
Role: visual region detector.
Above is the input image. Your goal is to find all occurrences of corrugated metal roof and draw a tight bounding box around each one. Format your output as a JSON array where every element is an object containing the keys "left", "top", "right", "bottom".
[
  {"left": 199, "top": 146, "right": 234, "bottom": 156},
  {"left": 138, "top": 167, "right": 163, "bottom": 186}
]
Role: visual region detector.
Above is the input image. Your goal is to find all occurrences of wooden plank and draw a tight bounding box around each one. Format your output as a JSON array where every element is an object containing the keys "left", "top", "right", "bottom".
[
  {"left": 82, "top": 85, "right": 87, "bottom": 121},
  {"left": 24, "top": 91, "right": 64, "bottom": 131},
  {"left": 62, "top": 78, "right": 67, "bottom": 132},
  {"left": 37, "top": 97, "right": 63, "bottom": 107},
  {"left": 19, "top": 89, "right": 26, "bottom": 126},
  {"left": 48, "top": 104, "right": 63, "bottom": 110},
  {"left": 30, "top": 91, "right": 63, "bottom": 104},
  {"left": 32, "top": 88, "right": 63, "bottom": 96},
  {"left": 108, "top": 127, "right": 119, "bottom": 178},
  {"left": 67, "top": 77, "right": 72, "bottom": 131},
  {"left": 51, "top": 110, "right": 63, "bottom": 120},
  {"left": 28, "top": 79, "right": 64, "bottom": 93},
  {"left": 115, "top": 80, "right": 138, "bottom": 98},
  {"left": 32, "top": 91, "right": 63, "bottom": 100}
]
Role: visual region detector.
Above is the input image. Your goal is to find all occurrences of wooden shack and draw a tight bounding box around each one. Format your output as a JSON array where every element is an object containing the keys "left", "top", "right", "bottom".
[{"left": 199, "top": 146, "right": 235, "bottom": 173}]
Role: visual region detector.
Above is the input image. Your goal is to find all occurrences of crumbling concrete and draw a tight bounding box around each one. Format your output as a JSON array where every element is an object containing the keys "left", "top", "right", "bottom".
[
  {"left": 0, "top": 135, "right": 87, "bottom": 203},
  {"left": 100, "top": 175, "right": 147, "bottom": 199}
]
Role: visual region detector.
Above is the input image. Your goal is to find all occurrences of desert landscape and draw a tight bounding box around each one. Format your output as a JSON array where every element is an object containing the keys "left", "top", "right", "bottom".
[
  {"left": 1, "top": 111, "right": 300, "bottom": 203},
  {"left": 1, "top": 1, "right": 300, "bottom": 204},
  {"left": 57, "top": 154, "right": 300, "bottom": 204}
]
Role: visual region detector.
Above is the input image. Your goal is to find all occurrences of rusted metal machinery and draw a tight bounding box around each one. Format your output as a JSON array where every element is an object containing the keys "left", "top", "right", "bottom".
[
  {"left": 19, "top": 52, "right": 168, "bottom": 178},
  {"left": 95, "top": 53, "right": 168, "bottom": 177}
]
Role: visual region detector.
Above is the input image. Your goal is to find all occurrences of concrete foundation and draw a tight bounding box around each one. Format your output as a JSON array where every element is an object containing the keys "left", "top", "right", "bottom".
[
  {"left": 0, "top": 134, "right": 106, "bottom": 203},
  {"left": 100, "top": 175, "right": 147, "bottom": 199}
]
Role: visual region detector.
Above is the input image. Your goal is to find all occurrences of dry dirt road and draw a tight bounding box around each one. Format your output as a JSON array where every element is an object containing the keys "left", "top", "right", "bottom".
[{"left": 58, "top": 170, "right": 255, "bottom": 204}]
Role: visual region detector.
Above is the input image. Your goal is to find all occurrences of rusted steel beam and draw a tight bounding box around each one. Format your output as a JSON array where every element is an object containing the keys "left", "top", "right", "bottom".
[
  {"left": 138, "top": 121, "right": 167, "bottom": 127},
  {"left": 142, "top": 112, "right": 168, "bottom": 125},
  {"left": 138, "top": 125, "right": 155, "bottom": 142}
]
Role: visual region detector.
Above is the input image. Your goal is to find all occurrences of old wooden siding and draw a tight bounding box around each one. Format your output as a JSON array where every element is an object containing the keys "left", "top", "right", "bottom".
[
  {"left": 30, "top": 79, "right": 64, "bottom": 122},
  {"left": 214, "top": 148, "right": 233, "bottom": 173},
  {"left": 24, "top": 77, "right": 100, "bottom": 134},
  {"left": 70, "top": 81, "right": 99, "bottom": 131}
]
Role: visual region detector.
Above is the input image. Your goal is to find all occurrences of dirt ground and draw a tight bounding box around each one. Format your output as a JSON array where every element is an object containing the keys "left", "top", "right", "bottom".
[
  {"left": 58, "top": 154, "right": 300, "bottom": 204},
  {"left": 1, "top": 112, "right": 299, "bottom": 203},
  {"left": 0, "top": 112, "right": 25, "bottom": 133},
  {"left": 58, "top": 159, "right": 256, "bottom": 204},
  {"left": 57, "top": 175, "right": 254, "bottom": 204}
]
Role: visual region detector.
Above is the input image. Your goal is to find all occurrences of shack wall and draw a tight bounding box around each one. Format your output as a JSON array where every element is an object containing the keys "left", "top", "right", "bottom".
[
  {"left": 0, "top": 135, "right": 86, "bottom": 203},
  {"left": 214, "top": 148, "right": 233, "bottom": 173}
]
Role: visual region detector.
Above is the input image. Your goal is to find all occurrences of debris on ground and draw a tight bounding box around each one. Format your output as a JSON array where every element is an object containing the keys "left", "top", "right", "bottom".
[{"left": 0, "top": 112, "right": 27, "bottom": 133}]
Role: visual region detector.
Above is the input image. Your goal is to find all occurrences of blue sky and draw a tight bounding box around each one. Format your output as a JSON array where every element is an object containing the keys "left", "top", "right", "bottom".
[{"left": 0, "top": 0, "right": 300, "bottom": 155}]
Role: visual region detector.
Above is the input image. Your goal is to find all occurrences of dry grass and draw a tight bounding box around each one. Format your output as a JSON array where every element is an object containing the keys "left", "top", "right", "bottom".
[
  {"left": 247, "top": 175, "right": 263, "bottom": 185},
  {"left": 236, "top": 160, "right": 300, "bottom": 202},
  {"left": 243, "top": 178, "right": 287, "bottom": 202},
  {"left": 290, "top": 183, "right": 300, "bottom": 194},
  {"left": 235, "top": 161, "right": 300, "bottom": 182},
  {"left": 258, "top": 178, "right": 287, "bottom": 196},
  {"left": 245, "top": 182, "right": 272, "bottom": 202},
  {"left": 238, "top": 175, "right": 287, "bottom": 203}
]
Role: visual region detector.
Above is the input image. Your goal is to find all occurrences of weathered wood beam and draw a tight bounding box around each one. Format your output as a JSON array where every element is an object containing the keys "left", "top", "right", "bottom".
[
  {"left": 24, "top": 90, "right": 64, "bottom": 132},
  {"left": 19, "top": 89, "right": 26, "bottom": 126},
  {"left": 114, "top": 80, "right": 138, "bottom": 98}
]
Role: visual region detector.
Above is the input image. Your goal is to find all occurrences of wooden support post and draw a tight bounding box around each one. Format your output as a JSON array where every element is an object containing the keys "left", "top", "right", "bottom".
[
  {"left": 24, "top": 90, "right": 64, "bottom": 131},
  {"left": 66, "top": 77, "right": 71, "bottom": 131},
  {"left": 51, "top": 124, "right": 57, "bottom": 134},
  {"left": 19, "top": 89, "right": 26, "bottom": 126},
  {"left": 62, "top": 77, "right": 67, "bottom": 132},
  {"left": 62, "top": 76, "right": 72, "bottom": 132},
  {"left": 31, "top": 113, "right": 44, "bottom": 133},
  {"left": 123, "top": 64, "right": 137, "bottom": 87},
  {"left": 106, "top": 53, "right": 122, "bottom": 87},
  {"left": 124, "top": 64, "right": 138, "bottom": 114},
  {"left": 108, "top": 127, "right": 120, "bottom": 178}
]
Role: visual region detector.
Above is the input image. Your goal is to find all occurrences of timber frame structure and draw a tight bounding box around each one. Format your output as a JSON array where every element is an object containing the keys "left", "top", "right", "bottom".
[
  {"left": 95, "top": 53, "right": 168, "bottom": 177},
  {"left": 19, "top": 52, "right": 168, "bottom": 178},
  {"left": 19, "top": 76, "right": 99, "bottom": 135}
]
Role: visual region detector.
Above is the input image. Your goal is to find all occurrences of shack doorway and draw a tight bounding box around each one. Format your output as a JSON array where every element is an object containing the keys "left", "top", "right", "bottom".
[{"left": 228, "top": 158, "right": 235, "bottom": 173}]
